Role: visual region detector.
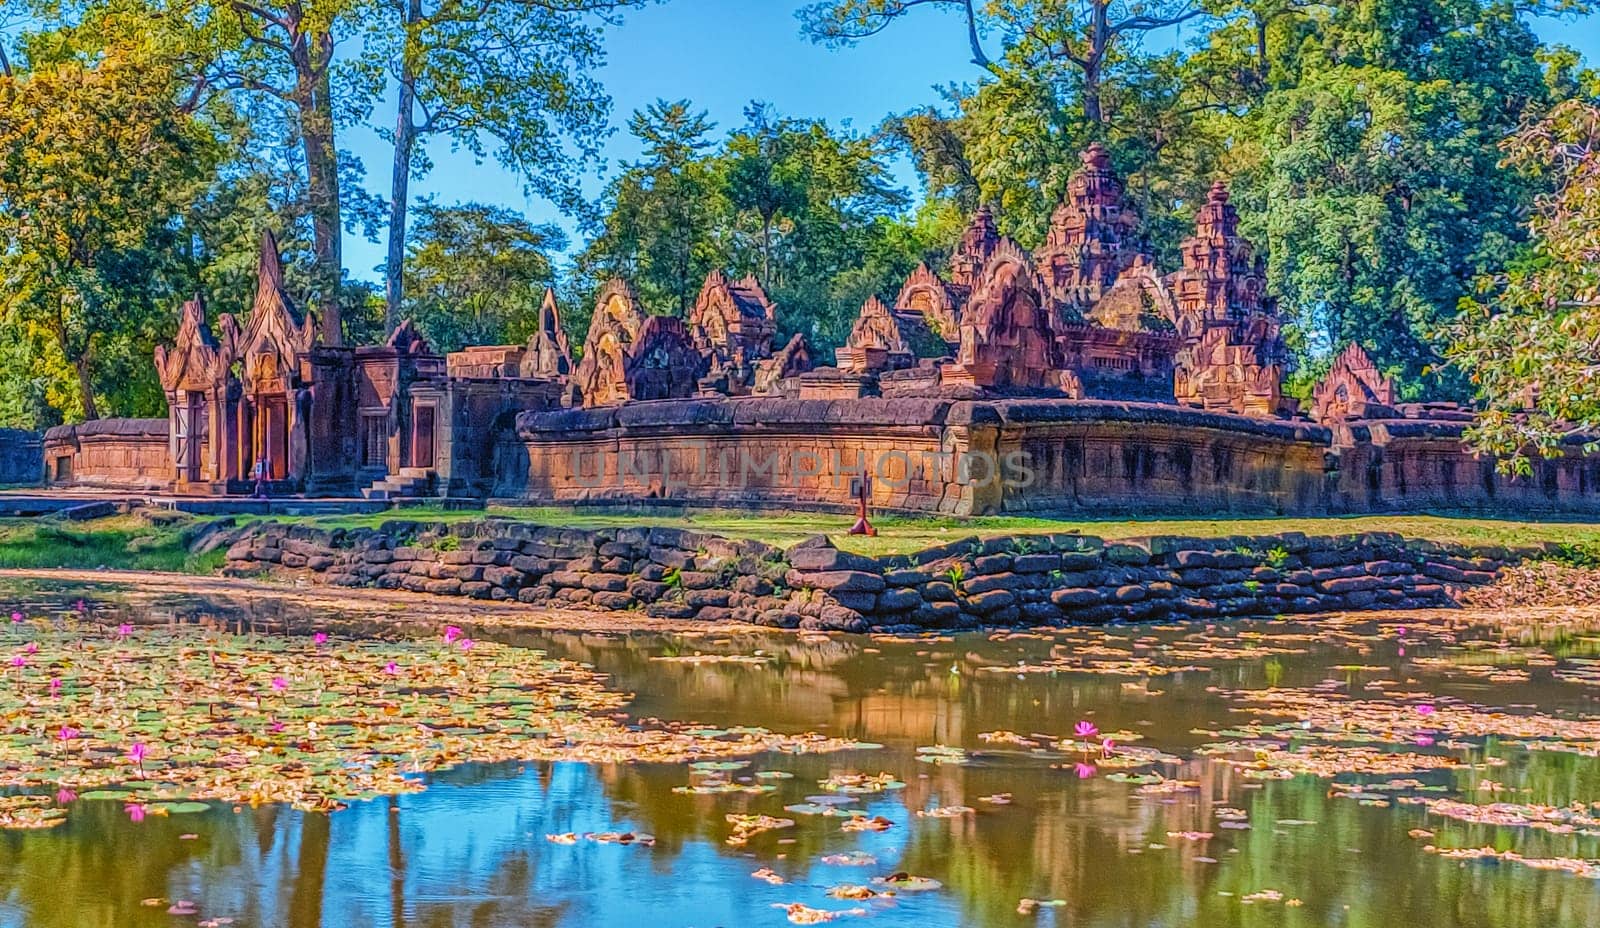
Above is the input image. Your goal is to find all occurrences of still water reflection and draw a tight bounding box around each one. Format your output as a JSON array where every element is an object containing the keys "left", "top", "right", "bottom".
[{"left": 1, "top": 580, "right": 1599, "bottom": 928}]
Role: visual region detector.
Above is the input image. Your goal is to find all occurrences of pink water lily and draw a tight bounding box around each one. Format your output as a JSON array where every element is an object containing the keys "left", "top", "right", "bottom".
[
  {"left": 23, "top": 642, "right": 38, "bottom": 654},
  {"left": 383, "top": 661, "right": 400, "bottom": 675},
  {"left": 55, "top": 788, "right": 76, "bottom": 804},
  {"left": 73, "top": 600, "right": 86, "bottom": 613},
  {"left": 443, "top": 625, "right": 463, "bottom": 644},
  {"left": 1102, "top": 738, "right": 1116, "bottom": 758},
  {"left": 1074, "top": 720, "right": 1099, "bottom": 739},
  {"left": 116, "top": 623, "right": 133, "bottom": 638},
  {"left": 269, "top": 720, "right": 286, "bottom": 733},
  {"left": 57, "top": 725, "right": 80, "bottom": 741},
  {"left": 9, "top": 611, "right": 22, "bottom": 624},
  {"left": 124, "top": 802, "right": 145, "bottom": 822},
  {"left": 270, "top": 676, "right": 288, "bottom": 693},
  {"left": 127, "top": 741, "right": 148, "bottom": 775},
  {"left": 1073, "top": 762, "right": 1096, "bottom": 779},
  {"left": 10, "top": 654, "right": 26, "bottom": 668},
  {"left": 458, "top": 638, "right": 475, "bottom": 652},
  {"left": 1415, "top": 704, "right": 1436, "bottom": 716},
  {"left": 48, "top": 678, "right": 61, "bottom": 697},
  {"left": 313, "top": 632, "right": 329, "bottom": 646}
]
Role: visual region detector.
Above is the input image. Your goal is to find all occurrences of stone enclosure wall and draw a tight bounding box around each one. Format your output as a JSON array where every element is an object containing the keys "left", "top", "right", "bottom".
[
  {"left": 505, "top": 397, "right": 1334, "bottom": 516},
  {"left": 0, "top": 428, "right": 42, "bottom": 485},
  {"left": 41, "top": 419, "right": 170, "bottom": 490},
  {"left": 223, "top": 519, "right": 1526, "bottom": 632}
]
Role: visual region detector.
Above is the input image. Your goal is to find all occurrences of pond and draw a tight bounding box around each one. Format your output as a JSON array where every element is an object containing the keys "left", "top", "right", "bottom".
[{"left": 0, "top": 578, "right": 1598, "bottom": 928}]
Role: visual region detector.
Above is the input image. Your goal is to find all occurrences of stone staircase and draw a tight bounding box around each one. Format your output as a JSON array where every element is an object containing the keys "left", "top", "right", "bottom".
[{"left": 361, "top": 468, "right": 437, "bottom": 501}]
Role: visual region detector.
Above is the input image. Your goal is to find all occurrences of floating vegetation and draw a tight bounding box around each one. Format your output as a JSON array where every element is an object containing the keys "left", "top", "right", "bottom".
[
  {"left": 0, "top": 621, "right": 872, "bottom": 825},
  {"left": 726, "top": 813, "right": 794, "bottom": 846},
  {"left": 819, "top": 773, "right": 905, "bottom": 794},
  {"left": 914, "top": 744, "right": 969, "bottom": 765}
]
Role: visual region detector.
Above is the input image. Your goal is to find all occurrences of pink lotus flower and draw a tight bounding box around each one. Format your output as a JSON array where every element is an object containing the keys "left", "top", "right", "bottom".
[
  {"left": 127, "top": 741, "right": 148, "bottom": 774},
  {"left": 443, "top": 625, "right": 463, "bottom": 644},
  {"left": 116, "top": 623, "right": 133, "bottom": 638},
  {"left": 125, "top": 802, "right": 145, "bottom": 822},
  {"left": 458, "top": 638, "right": 475, "bottom": 652},
  {"left": 57, "top": 725, "right": 80, "bottom": 741},
  {"left": 48, "top": 678, "right": 61, "bottom": 697},
  {"left": 9, "top": 611, "right": 21, "bottom": 624},
  {"left": 383, "top": 661, "right": 400, "bottom": 675},
  {"left": 1416, "top": 704, "right": 1436, "bottom": 716},
  {"left": 23, "top": 642, "right": 38, "bottom": 654},
  {"left": 1102, "top": 738, "right": 1115, "bottom": 757},
  {"left": 1073, "top": 762, "right": 1096, "bottom": 779},
  {"left": 269, "top": 720, "right": 286, "bottom": 733},
  {"left": 10, "top": 654, "right": 25, "bottom": 668},
  {"left": 55, "top": 788, "right": 76, "bottom": 804},
  {"left": 270, "top": 676, "right": 288, "bottom": 693},
  {"left": 1074, "top": 720, "right": 1099, "bottom": 739},
  {"left": 313, "top": 632, "right": 328, "bottom": 646}
]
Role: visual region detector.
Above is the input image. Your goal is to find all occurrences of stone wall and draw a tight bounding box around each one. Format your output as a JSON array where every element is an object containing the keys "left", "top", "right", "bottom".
[
  {"left": 506, "top": 396, "right": 1336, "bottom": 516},
  {"left": 42, "top": 419, "right": 171, "bottom": 490},
  {"left": 1332, "top": 419, "right": 1600, "bottom": 515},
  {"left": 222, "top": 518, "right": 1525, "bottom": 633},
  {"left": 0, "top": 428, "right": 42, "bottom": 485}
]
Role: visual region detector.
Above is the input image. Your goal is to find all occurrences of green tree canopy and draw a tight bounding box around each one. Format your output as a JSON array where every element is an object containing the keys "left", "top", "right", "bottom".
[{"left": 0, "top": 48, "right": 224, "bottom": 420}]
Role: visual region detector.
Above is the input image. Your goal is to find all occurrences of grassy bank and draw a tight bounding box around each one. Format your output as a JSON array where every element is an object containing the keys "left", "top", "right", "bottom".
[
  {"left": 0, "top": 513, "right": 229, "bottom": 573},
  {"left": 283, "top": 505, "right": 1600, "bottom": 558},
  {"left": 5, "top": 505, "right": 1600, "bottom": 573}
]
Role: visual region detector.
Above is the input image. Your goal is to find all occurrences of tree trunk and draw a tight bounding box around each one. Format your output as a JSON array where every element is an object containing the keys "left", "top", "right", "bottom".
[
  {"left": 74, "top": 354, "right": 98, "bottom": 421},
  {"left": 1084, "top": 1, "right": 1110, "bottom": 124},
  {"left": 296, "top": 34, "right": 344, "bottom": 345},
  {"left": 384, "top": 0, "right": 423, "bottom": 332}
]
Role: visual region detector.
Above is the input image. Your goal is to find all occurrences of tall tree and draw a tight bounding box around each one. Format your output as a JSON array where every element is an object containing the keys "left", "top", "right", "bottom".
[
  {"left": 1447, "top": 96, "right": 1600, "bottom": 470},
  {"left": 798, "top": 0, "right": 1211, "bottom": 124},
  {"left": 577, "top": 100, "right": 722, "bottom": 315},
  {"left": 402, "top": 200, "right": 564, "bottom": 351},
  {"left": 1229, "top": 0, "right": 1583, "bottom": 393},
  {"left": 374, "top": 0, "right": 648, "bottom": 331},
  {"left": 0, "top": 51, "right": 222, "bottom": 419}
]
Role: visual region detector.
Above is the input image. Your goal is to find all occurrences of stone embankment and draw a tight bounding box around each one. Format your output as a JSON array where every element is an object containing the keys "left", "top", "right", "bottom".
[{"left": 224, "top": 520, "right": 1530, "bottom": 632}]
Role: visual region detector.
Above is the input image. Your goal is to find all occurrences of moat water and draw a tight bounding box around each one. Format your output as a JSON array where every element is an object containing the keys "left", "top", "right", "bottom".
[{"left": 1, "top": 578, "right": 1599, "bottom": 928}]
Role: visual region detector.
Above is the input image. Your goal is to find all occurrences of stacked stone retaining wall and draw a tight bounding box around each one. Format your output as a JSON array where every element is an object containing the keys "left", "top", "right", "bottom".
[{"left": 222, "top": 519, "right": 1533, "bottom": 632}]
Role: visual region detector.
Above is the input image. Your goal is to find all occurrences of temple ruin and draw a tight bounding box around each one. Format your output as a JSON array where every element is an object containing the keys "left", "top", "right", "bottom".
[{"left": 32, "top": 146, "right": 1600, "bottom": 517}]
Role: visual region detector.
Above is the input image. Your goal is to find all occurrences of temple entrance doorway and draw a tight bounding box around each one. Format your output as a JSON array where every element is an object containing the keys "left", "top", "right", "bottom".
[
  {"left": 412, "top": 405, "right": 436, "bottom": 469},
  {"left": 254, "top": 394, "right": 289, "bottom": 480}
]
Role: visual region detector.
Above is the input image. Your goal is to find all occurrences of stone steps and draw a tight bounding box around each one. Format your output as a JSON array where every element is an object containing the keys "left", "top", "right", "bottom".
[{"left": 361, "top": 471, "right": 436, "bottom": 501}]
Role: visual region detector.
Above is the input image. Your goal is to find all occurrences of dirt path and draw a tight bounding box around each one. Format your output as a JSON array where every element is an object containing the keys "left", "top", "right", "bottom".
[{"left": 0, "top": 567, "right": 766, "bottom": 634}]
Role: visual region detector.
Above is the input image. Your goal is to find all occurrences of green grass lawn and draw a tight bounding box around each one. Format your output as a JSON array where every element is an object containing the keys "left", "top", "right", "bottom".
[
  {"left": 0, "top": 513, "right": 229, "bottom": 573},
  {"left": 5, "top": 505, "right": 1598, "bottom": 573},
  {"left": 287, "top": 505, "right": 1600, "bottom": 558}
]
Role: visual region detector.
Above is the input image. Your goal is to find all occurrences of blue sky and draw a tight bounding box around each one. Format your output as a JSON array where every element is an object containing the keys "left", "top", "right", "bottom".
[{"left": 339, "top": 1, "right": 1600, "bottom": 281}]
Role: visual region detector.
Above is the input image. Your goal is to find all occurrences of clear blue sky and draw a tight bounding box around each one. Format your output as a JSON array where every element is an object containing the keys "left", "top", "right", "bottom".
[{"left": 339, "top": 1, "right": 1600, "bottom": 282}]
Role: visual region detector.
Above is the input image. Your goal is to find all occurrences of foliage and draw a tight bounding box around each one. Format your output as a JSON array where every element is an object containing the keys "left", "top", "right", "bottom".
[
  {"left": 1446, "top": 97, "right": 1600, "bottom": 469},
  {"left": 401, "top": 200, "right": 565, "bottom": 352},
  {"left": 369, "top": 0, "right": 649, "bottom": 326},
  {"left": 0, "top": 49, "right": 224, "bottom": 420},
  {"left": 574, "top": 101, "right": 921, "bottom": 350}
]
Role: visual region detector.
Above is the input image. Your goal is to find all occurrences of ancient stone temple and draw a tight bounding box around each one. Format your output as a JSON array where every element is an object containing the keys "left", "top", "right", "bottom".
[
  {"left": 1170, "top": 181, "right": 1293, "bottom": 417},
  {"left": 1311, "top": 343, "right": 1397, "bottom": 423},
  {"left": 824, "top": 146, "right": 1190, "bottom": 400},
  {"left": 521, "top": 288, "right": 572, "bottom": 379},
  {"left": 1034, "top": 142, "right": 1143, "bottom": 310},
  {"left": 572, "top": 280, "right": 704, "bottom": 407}
]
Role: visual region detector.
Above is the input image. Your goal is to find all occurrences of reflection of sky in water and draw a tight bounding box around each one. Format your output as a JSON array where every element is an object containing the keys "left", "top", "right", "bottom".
[{"left": 3, "top": 580, "right": 1600, "bottom": 927}]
